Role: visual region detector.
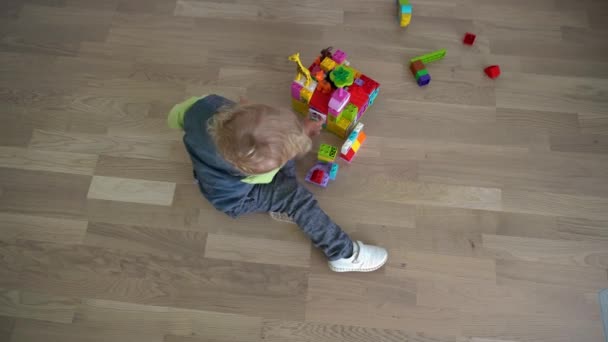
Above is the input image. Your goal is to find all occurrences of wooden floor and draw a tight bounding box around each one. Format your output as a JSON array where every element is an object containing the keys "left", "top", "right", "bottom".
[{"left": 1, "top": 0, "right": 608, "bottom": 341}]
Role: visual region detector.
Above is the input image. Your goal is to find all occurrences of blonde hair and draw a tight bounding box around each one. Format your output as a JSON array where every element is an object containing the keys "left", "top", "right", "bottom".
[{"left": 208, "top": 104, "right": 312, "bottom": 174}]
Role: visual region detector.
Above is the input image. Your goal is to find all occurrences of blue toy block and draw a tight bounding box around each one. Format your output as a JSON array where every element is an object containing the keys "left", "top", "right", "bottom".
[
  {"left": 368, "top": 87, "right": 380, "bottom": 105},
  {"left": 400, "top": 4, "right": 412, "bottom": 13},
  {"left": 329, "top": 163, "right": 339, "bottom": 180},
  {"left": 416, "top": 73, "right": 431, "bottom": 86}
]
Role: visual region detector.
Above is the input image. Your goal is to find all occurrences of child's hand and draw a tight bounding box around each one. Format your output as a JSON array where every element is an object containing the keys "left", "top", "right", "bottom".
[{"left": 303, "top": 118, "right": 323, "bottom": 137}]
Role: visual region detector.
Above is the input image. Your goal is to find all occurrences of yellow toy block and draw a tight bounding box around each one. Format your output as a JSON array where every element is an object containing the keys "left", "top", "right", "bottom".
[
  {"left": 300, "top": 88, "right": 313, "bottom": 103},
  {"left": 351, "top": 139, "right": 361, "bottom": 152},
  {"left": 330, "top": 116, "right": 352, "bottom": 139},
  {"left": 291, "top": 98, "right": 309, "bottom": 116},
  {"left": 400, "top": 14, "right": 411, "bottom": 27},
  {"left": 320, "top": 57, "right": 337, "bottom": 72}
]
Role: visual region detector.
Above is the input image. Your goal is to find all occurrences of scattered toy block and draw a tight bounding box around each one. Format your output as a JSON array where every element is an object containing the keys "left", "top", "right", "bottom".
[
  {"left": 416, "top": 73, "right": 431, "bottom": 86},
  {"left": 410, "top": 49, "right": 447, "bottom": 64},
  {"left": 318, "top": 144, "right": 338, "bottom": 162},
  {"left": 305, "top": 167, "right": 329, "bottom": 187},
  {"left": 410, "top": 60, "right": 426, "bottom": 74},
  {"left": 329, "top": 163, "right": 339, "bottom": 180},
  {"left": 484, "top": 65, "right": 501, "bottom": 79},
  {"left": 463, "top": 32, "right": 476, "bottom": 45},
  {"left": 397, "top": 0, "right": 412, "bottom": 27},
  {"left": 340, "top": 148, "right": 356, "bottom": 163},
  {"left": 414, "top": 68, "right": 429, "bottom": 81}
]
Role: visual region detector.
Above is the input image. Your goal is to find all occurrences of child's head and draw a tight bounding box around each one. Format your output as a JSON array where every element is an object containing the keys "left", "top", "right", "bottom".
[{"left": 208, "top": 104, "right": 312, "bottom": 175}]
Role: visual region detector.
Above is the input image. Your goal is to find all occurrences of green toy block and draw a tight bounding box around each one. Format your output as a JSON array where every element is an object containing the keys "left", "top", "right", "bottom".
[
  {"left": 398, "top": 0, "right": 409, "bottom": 4},
  {"left": 340, "top": 103, "right": 358, "bottom": 122},
  {"left": 410, "top": 49, "right": 446, "bottom": 64},
  {"left": 318, "top": 144, "right": 338, "bottom": 162},
  {"left": 414, "top": 69, "right": 429, "bottom": 81}
]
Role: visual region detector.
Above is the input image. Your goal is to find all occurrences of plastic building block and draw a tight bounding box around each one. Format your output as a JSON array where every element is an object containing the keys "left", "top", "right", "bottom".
[
  {"left": 397, "top": 0, "right": 412, "bottom": 27},
  {"left": 329, "top": 163, "right": 339, "bottom": 180},
  {"left": 410, "top": 49, "right": 447, "bottom": 64},
  {"left": 309, "top": 89, "right": 331, "bottom": 114},
  {"left": 484, "top": 65, "right": 501, "bottom": 79},
  {"left": 341, "top": 103, "right": 358, "bottom": 122},
  {"left": 368, "top": 87, "right": 380, "bottom": 105},
  {"left": 328, "top": 88, "right": 351, "bottom": 116},
  {"left": 332, "top": 50, "right": 347, "bottom": 64},
  {"left": 329, "top": 65, "right": 355, "bottom": 88},
  {"left": 340, "top": 148, "right": 356, "bottom": 163},
  {"left": 288, "top": 53, "right": 313, "bottom": 87},
  {"left": 314, "top": 70, "right": 325, "bottom": 82},
  {"left": 335, "top": 117, "right": 352, "bottom": 138},
  {"left": 291, "top": 98, "right": 309, "bottom": 116},
  {"left": 351, "top": 139, "right": 361, "bottom": 152},
  {"left": 414, "top": 68, "right": 429, "bottom": 81},
  {"left": 305, "top": 166, "right": 329, "bottom": 187},
  {"left": 354, "top": 78, "right": 364, "bottom": 86},
  {"left": 291, "top": 82, "right": 303, "bottom": 100},
  {"left": 318, "top": 144, "right": 338, "bottom": 162},
  {"left": 300, "top": 88, "right": 313, "bottom": 103},
  {"left": 463, "top": 32, "right": 476, "bottom": 45},
  {"left": 410, "top": 60, "right": 426, "bottom": 74},
  {"left": 359, "top": 74, "right": 380, "bottom": 95},
  {"left": 341, "top": 122, "right": 364, "bottom": 154},
  {"left": 320, "top": 46, "right": 333, "bottom": 60},
  {"left": 294, "top": 77, "right": 317, "bottom": 93},
  {"left": 309, "top": 108, "right": 327, "bottom": 123},
  {"left": 320, "top": 57, "right": 337, "bottom": 72},
  {"left": 316, "top": 79, "right": 332, "bottom": 94},
  {"left": 417, "top": 73, "right": 431, "bottom": 86},
  {"left": 357, "top": 130, "right": 367, "bottom": 144}
]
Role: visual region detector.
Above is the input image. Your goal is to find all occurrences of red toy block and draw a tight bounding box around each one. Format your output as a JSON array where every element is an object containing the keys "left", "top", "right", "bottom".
[
  {"left": 463, "top": 32, "right": 476, "bottom": 45},
  {"left": 358, "top": 74, "right": 380, "bottom": 95},
  {"left": 484, "top": 65, "right": 501, "bottom": 79},
  {"left": 309, "top": 89, "right": 331, "bottom": 114},
  {"left": 310, "top": 169, "right": 325, "bottom": 184},
  {"left": 347, "top": 85, "right": 369, "bottom": 109},
  {"left": 410, "top": 60, "right": 426, "bottom": 75},
  {"left": 340, "top": 148, "right": 356, "bottom": 162}
]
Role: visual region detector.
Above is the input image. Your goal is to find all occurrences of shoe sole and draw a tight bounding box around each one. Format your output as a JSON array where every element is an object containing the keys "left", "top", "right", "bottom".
[{"left": 328, "top": 254, "right": 388, "bottom": 273}]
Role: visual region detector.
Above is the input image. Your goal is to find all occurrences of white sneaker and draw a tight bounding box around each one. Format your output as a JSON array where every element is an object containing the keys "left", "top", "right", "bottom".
[
  {"left": 269, "top": 212, "right": 295, "bottom": 224},
  {"left": 328, "top": 241, "right": 388, "bottom": 272}
]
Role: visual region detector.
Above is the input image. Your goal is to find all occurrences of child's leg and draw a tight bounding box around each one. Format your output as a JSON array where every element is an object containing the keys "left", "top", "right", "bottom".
[{"left": 242, "top": 172, "right": 354, "bottom": 261}]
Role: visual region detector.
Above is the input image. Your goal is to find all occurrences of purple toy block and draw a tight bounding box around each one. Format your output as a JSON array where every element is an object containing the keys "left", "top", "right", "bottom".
[
  {"left": 305, "top": 163, "right": 330, "bottom": 187},
  {"left": 333, "top": 49, "right": 347, "bottom": 64},
  {"left": 291, "top": 82, "right": 303, "bottom": 99},
  {"left": 354, "top": 78, "right": 364, "bottom": 86},
  {"left": 416, "top": 73, "right": 431, "bottom": 86},
  {"left": 328, "top": 88, "right": 350, "bottom": 116},
  {"left": 357, "top": 103, "right": 369, "bottom": 120}
]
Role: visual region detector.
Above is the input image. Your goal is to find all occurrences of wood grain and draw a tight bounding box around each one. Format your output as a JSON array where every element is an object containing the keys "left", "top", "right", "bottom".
[{"left": 87, "top": 175, "right": 176, "bottom": 206}]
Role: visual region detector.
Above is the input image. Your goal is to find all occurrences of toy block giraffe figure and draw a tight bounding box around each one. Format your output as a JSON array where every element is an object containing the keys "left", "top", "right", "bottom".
[{"left": 288, "top": 52, "right": 312, "bottom": 87}]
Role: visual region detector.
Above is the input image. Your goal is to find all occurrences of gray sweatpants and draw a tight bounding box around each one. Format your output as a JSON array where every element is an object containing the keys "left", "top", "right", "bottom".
[{"left": 232, "top": 160, "right": 354, "bottom": 261}]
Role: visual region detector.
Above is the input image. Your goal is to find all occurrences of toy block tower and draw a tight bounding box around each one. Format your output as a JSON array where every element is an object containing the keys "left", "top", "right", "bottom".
[
  {"left": 340, "top": 122, "right": 366, "bottom": 163},
  {"left": 289, "top": 47, "right": 380, "bottom": 139}
]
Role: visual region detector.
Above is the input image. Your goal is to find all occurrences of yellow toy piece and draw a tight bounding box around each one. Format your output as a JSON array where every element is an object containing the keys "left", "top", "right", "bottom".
[
  {"left": 332, "top": 116, "right": 352, "bottom": 139},
  {"left": 300, "top": 88, "right": 313, "bottom": 103},
  {"left": 320, "top": 57, "right": 337, "bottom": 72},
  {"left": 288, "top": 52, "right": 312, "bottom": 87},
  {"left": 351, "top": 139, "right": 361, "bottom": 152},
  {"left": 400, "top": 14, "right": 411, "bottom": 27},
  {"left": 291, "top": 98, "right": 309, "bottom": 116}
]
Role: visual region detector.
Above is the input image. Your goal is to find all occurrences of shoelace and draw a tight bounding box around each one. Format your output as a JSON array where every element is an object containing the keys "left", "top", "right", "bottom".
[{"left": 351, "top": 242, "right": 362, "bottom": 264}]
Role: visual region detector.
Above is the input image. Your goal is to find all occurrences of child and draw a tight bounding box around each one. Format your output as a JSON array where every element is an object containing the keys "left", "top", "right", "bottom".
[{"left": 168, "top": 94, "right": 387, "bottom": 272}]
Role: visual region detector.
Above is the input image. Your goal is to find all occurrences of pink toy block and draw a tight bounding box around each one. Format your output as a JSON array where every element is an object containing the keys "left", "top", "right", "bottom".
[
  {"left": 328, "top": 88, "right": 351, "bottom": 116},
  {"left": 291, "top": 82, "right": 303, "bottom": 99},
  {"left": 333, "top": 49, "right": 347, "bottom": 64}
]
